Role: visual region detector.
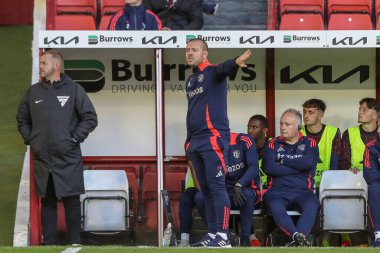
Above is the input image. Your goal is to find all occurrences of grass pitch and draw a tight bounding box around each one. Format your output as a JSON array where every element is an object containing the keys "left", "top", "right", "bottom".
[
  {"left": 0, "top": 247, "right": 379, "bottom": 253},
  {"left": 0, "top": 25, "right": 33, "bottom": 245}
]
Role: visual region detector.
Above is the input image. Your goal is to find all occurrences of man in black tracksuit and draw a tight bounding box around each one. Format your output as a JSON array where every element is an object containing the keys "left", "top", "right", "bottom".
[
  {"left": 144, "top": 0, "right": 203, "bottom": 30},
  {"left": 17, "top": 50, "right": 98, "bottom": 245}
]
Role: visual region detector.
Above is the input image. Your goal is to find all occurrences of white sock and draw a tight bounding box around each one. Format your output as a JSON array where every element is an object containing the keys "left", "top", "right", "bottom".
[
  {"left": 249, "top": 233, "right": 258, "bottom": 240},
  {"left": 208, "top": 233, "right": 216, "bottom": 239},
  {"left": 181, "top": 233, "right": 190, "bottom": 241},
  {"left": 217, "top": 232, "right": 227, "bottom": 240},
  {"left": 375, "top": 231, "right": 380, "bottom": 240}
]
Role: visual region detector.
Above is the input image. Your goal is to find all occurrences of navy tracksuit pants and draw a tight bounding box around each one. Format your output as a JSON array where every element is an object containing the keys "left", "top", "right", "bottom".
[
  {"left": 368, "top": 182, "right": 380, "bottom": 231},
  {"left": 179, "top": 186, "right": 257, "bottom": 239},
  {"left": 264, "top": 189, "right": 319, "bottom": 237},
  {"left": 186, "top": 135, "right": 231, "bottom": 233},
  {"left": 179, "top": 187, "right": 207, "bottom": 234}
]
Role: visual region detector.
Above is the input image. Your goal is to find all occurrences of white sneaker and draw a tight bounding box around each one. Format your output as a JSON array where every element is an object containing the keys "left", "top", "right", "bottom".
[{"left": 179, "top": 239, "right": 190, "bottom": 247}]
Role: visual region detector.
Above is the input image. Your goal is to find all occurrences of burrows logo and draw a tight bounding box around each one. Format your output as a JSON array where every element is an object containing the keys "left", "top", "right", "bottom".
[
  {"left": 186, "top": 35, "right": 197, "bottom": 43},
  {"left": 88, "top": 35, "right": 133, "bottom": 45},
  {"left": 186, "top": 34, "right": 231, "bottom": 43},
  {"left": 283, "top": 35, "right": 292, "bottom": 43},
  {"left": 88, "top": 35, "right": 98, "bottom": 45},
  {"left": 284, "top": 35, "right": 320, "bottom": 43},
  {"left": 64, "top": 60, "right": 105, "bottom": 93}
]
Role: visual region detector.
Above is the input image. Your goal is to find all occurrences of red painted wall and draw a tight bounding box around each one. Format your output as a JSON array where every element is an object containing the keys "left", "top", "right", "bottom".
[{"left": 0, "top": 0, "right": 33, "bottom": 25}]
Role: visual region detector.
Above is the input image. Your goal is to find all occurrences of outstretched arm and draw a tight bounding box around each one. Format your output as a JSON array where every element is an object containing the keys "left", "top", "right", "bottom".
[{"left": 235, "top": 49, "right": 253, "bottom": 68}]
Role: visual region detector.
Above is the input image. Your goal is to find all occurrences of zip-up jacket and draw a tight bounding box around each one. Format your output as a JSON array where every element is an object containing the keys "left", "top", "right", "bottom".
[
  {"left": 108, "top": 4, "right": 162, "bottom": 30},
  {"left": 226, "top": 133, "right": 260, "bottom": 192},
  {"left": 16, "top": 74, "right": 98, "bottom": 197},
  {"left": 262, "top": 133, "right": 319, "bottom": 191},
  {"left": 144, "top": 0, "right": 203, "bottom": 30},
  {"left": 364, "top": 139, "right": 380, "bottom": 184},
  {"left": 185, "top": 59, "right": 238, "bottom": 143}
]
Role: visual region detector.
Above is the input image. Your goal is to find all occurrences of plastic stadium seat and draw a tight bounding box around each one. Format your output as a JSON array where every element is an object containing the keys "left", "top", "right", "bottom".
[
  {"left": 280, "top": 13, "right": 324, "bottom": 30},
  {"left": 328, "top": 0, "right": 372, "bottom": 15},
  {"left": 55, "top": 15, "right": 96, "bottom": 30},
  {"left": 319, "top": 171, "right": 368, "bottom": 232},
  {"left": 99, "top": 0, "right": 125, "bottom": 30},
  {"left": 99, "top": 15, "right": 113, "bottom": 30},
  {"left": 100, "top": 0, "right": 124, "bottom": 17},
  {"left": 279, "top": 0, "right": 325, "bottom": 30},
  {"left": 280, "top": 0, "right": 324, "bottom": 16},
  {"left": 81, "top": 170, "right": 131, "bottom": 232},
  {"left": 328, "top": 13, "right": 373, "bottom": 30},
  {"left": 56, "top": 0, "right": 97, "bottom": 17},
  {"left": 55, "top": 0, "right": 97, "bottom": 30},
  {"left": 376, "top": 0, "right": 380, "bottom": 29}
]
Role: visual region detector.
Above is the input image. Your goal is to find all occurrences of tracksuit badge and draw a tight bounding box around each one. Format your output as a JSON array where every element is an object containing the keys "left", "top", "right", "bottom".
[{"left": 57, "top": 96, "right": 69, "bottom": 107}]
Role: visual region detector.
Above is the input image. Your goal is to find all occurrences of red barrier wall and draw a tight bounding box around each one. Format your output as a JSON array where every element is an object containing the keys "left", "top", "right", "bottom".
[{"left": 0, "top": 0, "right": 33, "bottom": 25}]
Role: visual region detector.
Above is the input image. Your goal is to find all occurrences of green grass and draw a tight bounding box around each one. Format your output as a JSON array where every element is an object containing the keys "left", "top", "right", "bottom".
[
  {"left": 0, "top": 247, "right": 379, "bottom": 253},
  {"left": 0, "top": 25, "right": 33, "bottom": 245}
]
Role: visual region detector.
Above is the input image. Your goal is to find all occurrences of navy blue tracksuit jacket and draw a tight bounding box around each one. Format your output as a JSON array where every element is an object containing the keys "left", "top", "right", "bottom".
[
  {"left": 108, "top": 4, "right": 162, "bottom": 30},
  {"left": 262, "top": 134, "right": 320, "bottom": 237},
  {"left": 364, "top": 139, "right": 380, "bottom": 231}
]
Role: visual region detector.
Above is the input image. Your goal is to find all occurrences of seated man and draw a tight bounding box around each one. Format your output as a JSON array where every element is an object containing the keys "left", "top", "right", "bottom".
[
  {"left": 223, "top": 132, "right": 260, "bottom": 246},
  {"left": 247, "top": 114, "right": 271, "bottom": 246},
  {"left": 179, "top": 132, "right": 260, "bottom": 247},
  {"left": 247, "top": 114, "right": 270, "bottom": 190},
  {"left": 108, "top": 0, "right": 162, "bottom": 30},
  {"left": 262, "top": 109, "right": 319, "bottom": 247},
  {"left": 143, "top": 0, "right": 203, "bottom": 30},
  {"left": 364, "top": 137, "right": 380, "bottom": 247}
]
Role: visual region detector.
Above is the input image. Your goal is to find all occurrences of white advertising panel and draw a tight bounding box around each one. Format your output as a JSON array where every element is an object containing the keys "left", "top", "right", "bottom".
[
  {"left": 275, "top": 48, "right": 376, "bottom": 136},
  {"left": 40, "top": 30, "right": 380, "bottom": 49},
  {"left": 60, "top": 48, "right": 157, "bottom": 156}
]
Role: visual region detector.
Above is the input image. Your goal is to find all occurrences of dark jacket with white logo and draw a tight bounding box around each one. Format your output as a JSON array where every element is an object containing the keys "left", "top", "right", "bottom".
[
  {"left": 262, "top": 134, "right": 319, "bottom": 191},
  {"left": 108, "top": 4, "right": 162, "bottom": 30},
  {"left": 144, "top": 0, "right": 203, "bottom": 30},
  {"left": 16, "top": 74, "right": 98, "bottom": 197},
  {"left": 226, "top": 133, "right": 260, "bottom": 193}
]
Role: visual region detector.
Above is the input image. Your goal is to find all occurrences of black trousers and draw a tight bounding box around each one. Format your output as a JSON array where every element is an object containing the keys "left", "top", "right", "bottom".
[{"left": 41, "top": 174, "right": 81, "bottom": 245}]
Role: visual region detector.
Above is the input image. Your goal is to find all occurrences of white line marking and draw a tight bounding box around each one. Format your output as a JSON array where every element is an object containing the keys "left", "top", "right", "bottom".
[{"left": 61, "top": 247, "right": 82, "bottom": 253}]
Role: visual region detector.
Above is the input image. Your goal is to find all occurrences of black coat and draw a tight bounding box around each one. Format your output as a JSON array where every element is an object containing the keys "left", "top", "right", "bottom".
[
  {"left": 144, "top": 0, "right": 203, "bottom": 30},
  {"left": 17, "top": 74, "right": 98, "bottom": 197}
]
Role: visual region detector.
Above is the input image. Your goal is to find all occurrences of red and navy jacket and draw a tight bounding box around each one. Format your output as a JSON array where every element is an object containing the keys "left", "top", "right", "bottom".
[
  {"left": 364, "top": 139, "right": 380, "bottom": 185},
  {"left": 108, "top": 4, "right": 162, "bottom": 30},
  {"left": 262, "top": 133, "right": 319, "bottom": 191},
  {"left": 226, "top": 133, "right": 260, "bottom": 194},
  {"left": 185, "top": 59, "right": 238, "bottom": 142}
]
